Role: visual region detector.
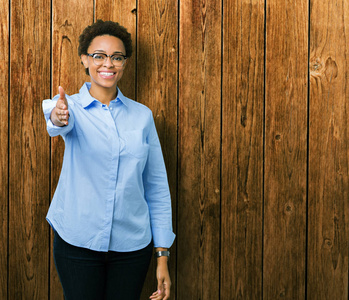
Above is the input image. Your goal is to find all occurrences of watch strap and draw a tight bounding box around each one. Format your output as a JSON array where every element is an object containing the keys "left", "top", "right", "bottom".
[{"left": 155, "top": 250, "right": 170, "bottom": 258}]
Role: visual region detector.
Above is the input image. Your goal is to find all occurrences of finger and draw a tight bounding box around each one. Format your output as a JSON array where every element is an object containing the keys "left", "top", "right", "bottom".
[
  {"left": 163, "top": 290, "right": 170, "bottom": 300},
  {"left": 56, "top": 108, "right": 69, "bottom": 118},
  {"left": 59, "top": 114, "right": 67, "bottom": 120},
  {"left": 55, "top": 106, "right": 67, "bottom": 114},
  {"left": 163, "top": 284, "right": 170, "bottom": 300},
  {"left": 56, "top": 100, "right": 67, "bottom": 109},
  {"left": 149, "top": 290, "right": 161, "bottom": 300},
  {"left": 54, "top": 109, "right": 69, "bottom": 125}
]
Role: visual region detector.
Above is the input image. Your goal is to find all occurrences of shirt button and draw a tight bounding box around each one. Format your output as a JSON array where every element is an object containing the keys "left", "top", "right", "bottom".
[{"left": 110, "top": 107, "right": 113, "bottom": 110}]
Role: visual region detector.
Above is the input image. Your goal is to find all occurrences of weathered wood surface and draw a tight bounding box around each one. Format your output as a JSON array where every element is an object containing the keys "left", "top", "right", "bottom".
[
  {"left": 9, "top": 0, "right": 51, "bottom": 298},
  {"left": 221, "top": 0, "right": 264, "bottom": 299},
  {"left": 264, "top": 0, "right": 308, "bottom": 298},
  {"left": 136, "top": 0, "right": 178, "bottom": 298},
  {"left": 0, "top": 1, "right": 9, "bottom": 299},
  {"left": 2, "top": 0, "right": 349, "bottom": 299},
  {"left": 51, "top": 1, "right": 93, "bottom": 298},
  {"left": 308, "top": 0, "right": 349, "bottom": 299},
  {"left": 177, "top": 0, "right": 221, "bottom": 299}
]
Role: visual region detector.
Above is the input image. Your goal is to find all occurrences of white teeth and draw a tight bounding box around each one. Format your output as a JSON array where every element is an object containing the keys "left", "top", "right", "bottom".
[{"left": 100, "top": 72, "right": 114, "bottom": 76}]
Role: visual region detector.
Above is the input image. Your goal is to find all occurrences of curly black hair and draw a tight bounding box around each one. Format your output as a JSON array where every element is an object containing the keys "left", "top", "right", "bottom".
[{"left": 78, "top": 20, "right": 132, "bottom": 75}]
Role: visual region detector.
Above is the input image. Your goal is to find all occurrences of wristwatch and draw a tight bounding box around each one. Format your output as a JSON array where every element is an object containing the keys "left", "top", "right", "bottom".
[{"left": 155, "top": 250, "right": 170, "bottom": 258}]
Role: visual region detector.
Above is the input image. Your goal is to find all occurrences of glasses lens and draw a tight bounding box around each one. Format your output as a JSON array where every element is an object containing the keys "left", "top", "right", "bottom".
[
  {"left": 111, "top": 55, "right": 125, "bottom": 67},
  {"left": 92, "top": 53, "right": 106, "bottom": 65}
]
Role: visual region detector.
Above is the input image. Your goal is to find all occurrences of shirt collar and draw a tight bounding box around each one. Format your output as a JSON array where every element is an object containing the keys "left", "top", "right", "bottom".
[{"left": 79, "top": 82, "right": 129, "bottom": 108}]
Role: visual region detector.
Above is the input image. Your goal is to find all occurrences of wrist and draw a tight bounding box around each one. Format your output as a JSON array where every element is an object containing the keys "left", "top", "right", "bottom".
[
  {"left": 156, "top": 256, "right": 169, "bottom": 265},
  {"left": 155, "top": 248, "right": 170, "bottom": 263},
  {"left": 155, "top": 247, "right": 168, "bottom": 252}
]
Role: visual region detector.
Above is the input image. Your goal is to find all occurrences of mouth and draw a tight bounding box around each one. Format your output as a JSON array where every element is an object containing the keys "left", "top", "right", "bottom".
[{"left": 98, "top": 71, "right": 117, "bottom": 79}]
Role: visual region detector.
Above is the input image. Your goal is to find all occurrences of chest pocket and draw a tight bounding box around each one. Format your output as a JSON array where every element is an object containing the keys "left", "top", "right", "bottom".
[{"left": 120, "top": 130, "right": 149, "bottom": 158}]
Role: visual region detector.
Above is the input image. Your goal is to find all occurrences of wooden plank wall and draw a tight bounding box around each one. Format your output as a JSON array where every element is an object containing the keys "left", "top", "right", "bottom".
[{"left": 1, "top": 0, "right": 348, "bottom": 299}]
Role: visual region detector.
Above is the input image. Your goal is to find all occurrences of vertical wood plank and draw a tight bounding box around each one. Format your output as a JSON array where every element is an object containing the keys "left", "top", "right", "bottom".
[
  {"left": 308, "top": 0, "right": 349, "bottom": 298},
  {"left": 137, "top": 1, "right": 178, "bottom": 298},
  {"left": 51, "top": 1, "right": 93, "bottom": 298},
  {"left": 95, "top": 0, "right": 137, "bottom": 99},
  {"left": 9, "top": 0, "right": 51, "bottom": 298},
  {"left": 221, "top": 0, "right": 264, "bottom": 298},
  {"left": 178, "top": 0, "right": 221, "bottom": 298},
  {"left": 263, "top": 0, "right": 308, "bottom": 298},
  {"left": 0, "top": 0, "right": 9, "bottom": 299}
]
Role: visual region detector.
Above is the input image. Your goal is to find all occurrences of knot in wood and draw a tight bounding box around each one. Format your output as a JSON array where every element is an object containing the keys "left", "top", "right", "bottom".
[
  {"left": 310, "top": 57, "right": 324, "bottom": 77},
  {"left": 279, "top": 289, "right": 286, "bottom": 297},
  {"left": 323, "top": 238, "right": 332, "bottom": 249},
  {"left": 310, "top": 57, "right": 338, "bottom": 83},
  {"left": 311, "top": 62, "right": 322, "bottom": 71},
  {"left": 284, "top": 203, "right": 293, "bottom": 214},
  {"left": 324, "top": 57, "right": 338, "bottom": 82}
]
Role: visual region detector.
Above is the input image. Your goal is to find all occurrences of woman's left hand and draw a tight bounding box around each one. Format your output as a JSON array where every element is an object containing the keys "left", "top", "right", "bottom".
[{"left": 149, "top": 257, "right": 171, "bottom": 300}]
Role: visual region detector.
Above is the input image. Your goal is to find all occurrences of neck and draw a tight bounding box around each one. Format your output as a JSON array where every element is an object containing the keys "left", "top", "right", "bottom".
[{"left": 89, "top": 84, "right": 118, "bottom": 106}]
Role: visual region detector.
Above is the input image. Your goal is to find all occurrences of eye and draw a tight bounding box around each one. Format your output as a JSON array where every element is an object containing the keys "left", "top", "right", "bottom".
[
  {"left": 111, "top": 55, "right": 124, "bottom": 61},
  {"left": 93, "top": 53, "right": 106, "bottom": 60}
]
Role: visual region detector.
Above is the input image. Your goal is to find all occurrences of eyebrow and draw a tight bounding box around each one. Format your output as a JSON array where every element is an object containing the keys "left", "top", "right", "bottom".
[{"left": 93, "top": 50, "right": 125, "bottom": 55}]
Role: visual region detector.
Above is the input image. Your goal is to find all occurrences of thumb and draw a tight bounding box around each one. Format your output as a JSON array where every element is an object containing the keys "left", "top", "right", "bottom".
[
  {"left": 58, "top": 86, "right": 68, "bottom": 107},
  {"left": 58, "top": 86, "right": 66, "bottom": 99}
]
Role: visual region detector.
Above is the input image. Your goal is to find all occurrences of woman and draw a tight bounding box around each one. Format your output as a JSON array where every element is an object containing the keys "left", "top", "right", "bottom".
[{"left": 42, "top": 20, "right": 175, "bottom": 300}]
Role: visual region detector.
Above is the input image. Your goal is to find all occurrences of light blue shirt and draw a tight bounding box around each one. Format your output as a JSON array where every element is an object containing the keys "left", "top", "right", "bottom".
[{"left": 42, "top": 83, "right": 175, "bottom": 252}]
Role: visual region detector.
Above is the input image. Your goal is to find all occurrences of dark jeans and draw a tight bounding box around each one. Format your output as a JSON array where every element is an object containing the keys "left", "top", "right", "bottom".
[{"left": 53, "top": 232, "right": 153, "bottom": 300}]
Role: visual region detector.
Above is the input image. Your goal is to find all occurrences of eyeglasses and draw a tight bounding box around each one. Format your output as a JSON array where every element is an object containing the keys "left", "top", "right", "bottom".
[{"left": 87, "top": 53, "right": 127, "bottom": 67}]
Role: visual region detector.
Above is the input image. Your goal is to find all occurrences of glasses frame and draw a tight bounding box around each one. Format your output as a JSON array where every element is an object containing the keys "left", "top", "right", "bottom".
[{"left": 87, "top": 53, "right": 128, "bottom": 67}]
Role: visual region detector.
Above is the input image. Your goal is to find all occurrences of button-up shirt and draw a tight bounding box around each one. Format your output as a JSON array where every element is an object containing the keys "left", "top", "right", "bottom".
[{"left": 42, "top": 82, "right": 175, "bottom": 252}]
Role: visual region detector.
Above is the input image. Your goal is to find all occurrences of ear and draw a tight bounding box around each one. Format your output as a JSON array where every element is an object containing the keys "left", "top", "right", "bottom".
[{"left": 81, "top": 55, "right": 88, "bottom": 68}]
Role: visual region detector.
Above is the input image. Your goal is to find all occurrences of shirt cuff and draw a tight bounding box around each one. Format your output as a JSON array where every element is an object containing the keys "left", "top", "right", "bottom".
[
  {"left": 42, "top": 98, "right": 57, "bottom": 121},
  {"left": 45, "top": 113, "right": 74, "bottom": 137},
  {"left": 152, "top": 227, "right": 176, "bottom": 248}
]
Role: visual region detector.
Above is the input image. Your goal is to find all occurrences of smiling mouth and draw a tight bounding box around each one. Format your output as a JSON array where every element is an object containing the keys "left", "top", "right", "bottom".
[{"left": 99, "top": 72, "right": 116, "bottom": 76}]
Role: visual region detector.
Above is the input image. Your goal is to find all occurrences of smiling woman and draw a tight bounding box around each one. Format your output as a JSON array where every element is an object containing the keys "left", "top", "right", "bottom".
[{"left": 41, "top": 20, "right": 175, "bottom": 300}]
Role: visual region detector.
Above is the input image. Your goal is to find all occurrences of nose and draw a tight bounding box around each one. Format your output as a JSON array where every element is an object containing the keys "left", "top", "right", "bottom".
[{"left": 103, "top": 56, "right": 113, "bottom": 67}]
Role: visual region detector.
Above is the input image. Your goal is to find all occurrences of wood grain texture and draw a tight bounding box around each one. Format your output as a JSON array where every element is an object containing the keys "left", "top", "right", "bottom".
[
  {"left": 0, "top": 1, "right": 9, "bottom": 299},
  {"left": 137, "top": 1, "right": 178, "bottom": 298},
  {"left": 264, "top": 0, "right": 308, "bottom": 298},
  {"left": 221, "top": 0, "right": 264, "bottom": 298},
  {"left": 2, "top": 0, "right": 349, "bottom": 299},
  {"left": 95, "top": 0, "right": 137, "bottom": 99},
  {"left": 178, "top": 0, "right": 221, "bottom": 298},
  {"left": 50, "top": 1, "right": 93, "bottom": 298},
  {"left": 308, "top": 0, "right": 349, "bottom": 299},
  {"left": 9, "top": 0, "right": 51, "bottom": 298}
]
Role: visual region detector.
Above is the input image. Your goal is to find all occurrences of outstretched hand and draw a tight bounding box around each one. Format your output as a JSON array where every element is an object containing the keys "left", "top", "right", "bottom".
[{"left": 50, "top": 86, "right": 69, "bottom": 126}]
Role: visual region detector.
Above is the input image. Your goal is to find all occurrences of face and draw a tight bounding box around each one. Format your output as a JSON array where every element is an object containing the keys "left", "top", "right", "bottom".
[{"left": 81, "top": 35, "right": 127, "bottom": 92}]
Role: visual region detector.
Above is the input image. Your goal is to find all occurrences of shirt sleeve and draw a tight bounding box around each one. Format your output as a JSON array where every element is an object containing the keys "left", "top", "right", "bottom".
[
  {"left": 42, "top": 94, "right": 75, "bottom": 137},
  {"left": 143, "top": 112, "right": 176, "bottom": 248}
]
